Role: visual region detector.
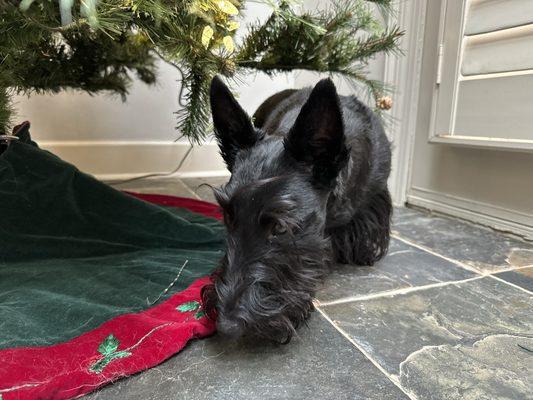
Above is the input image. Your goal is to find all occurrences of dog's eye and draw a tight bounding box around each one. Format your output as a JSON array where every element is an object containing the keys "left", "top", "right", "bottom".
[{"left": 271, "top": 222, "right": 287, "bottom": 236}]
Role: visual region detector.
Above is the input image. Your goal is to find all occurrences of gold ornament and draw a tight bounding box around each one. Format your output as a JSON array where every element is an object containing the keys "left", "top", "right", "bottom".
[
  {"left": 223, "top": 35, "right": 235, "bottom": 53},
  {"left": 226, "top": 20, "right": 240, "bottom": 31},
  {"left": 376, "top": 95, "right": 393, "bottom": 110},
  {"left": 201, "top": 25, "right": 214, "bottom": 48},
  {"left": 217, "top": 0, "right": 239, "bottom": 15}
]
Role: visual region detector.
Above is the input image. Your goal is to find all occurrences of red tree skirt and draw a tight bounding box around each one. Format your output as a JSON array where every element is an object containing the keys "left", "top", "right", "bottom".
[
  {"left": 125, "top": 192, "right": 223, "bottom": 221},
  {"left": 0, "top": 194, "right": 222, "bottom": 400}
]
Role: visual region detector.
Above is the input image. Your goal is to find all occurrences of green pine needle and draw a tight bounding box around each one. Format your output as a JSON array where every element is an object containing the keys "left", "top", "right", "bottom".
[
  {"left": 0, "top": 88, "right": 14, "bottom": 134},
  {"left": 0, "top": 0, "right": 402, "bottom": 141}
]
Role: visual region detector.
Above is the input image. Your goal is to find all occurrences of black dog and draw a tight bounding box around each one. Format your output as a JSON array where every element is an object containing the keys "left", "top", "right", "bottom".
[{"left": 203, "top": 77, "right": 392, "bottom": 343}]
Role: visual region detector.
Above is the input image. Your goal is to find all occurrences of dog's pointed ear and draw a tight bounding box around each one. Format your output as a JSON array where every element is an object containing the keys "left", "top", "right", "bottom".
[
  {"left": 285, "top": 79, "right": 348, "bottom": 186},
  {"left": 210, "top": 76, "right": 257, "bottom": 171}
]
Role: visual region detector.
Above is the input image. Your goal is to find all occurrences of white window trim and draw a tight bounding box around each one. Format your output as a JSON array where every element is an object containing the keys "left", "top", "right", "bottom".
[{"left": 427, "top": 0, "right": 533, "bottom": 152}]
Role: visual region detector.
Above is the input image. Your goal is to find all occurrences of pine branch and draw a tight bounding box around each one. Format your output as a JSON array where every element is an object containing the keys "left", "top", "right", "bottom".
[
  {"left": 237, "top": 0, "right": 403, "bottom": 105},
  {"left": 175, "top": 65, "right": 212, "bottom": 144},
  {"left": 0, "top": 0, "right": 402, "bottom": 141},
  {"left": 0, "top": 87, "right": 13, "bottom": 134}
]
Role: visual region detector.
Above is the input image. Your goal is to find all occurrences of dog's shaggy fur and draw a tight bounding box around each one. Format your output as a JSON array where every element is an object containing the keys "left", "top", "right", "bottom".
[{"left": 202, "top": 77, "right": 392, "bottom": 343}]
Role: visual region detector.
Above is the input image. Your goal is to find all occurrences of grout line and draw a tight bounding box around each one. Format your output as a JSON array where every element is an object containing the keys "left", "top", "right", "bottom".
[
  {"left": 319, "top": 235, "right": 532, "bottom": 307},
  {"left": 390, "top": 233, "right": 482, "bottom": 275},
  {"left": 497, "top": 264, "right": 533, "bottom": 272},
  {"left": 316, "top": 307, "right": 418, "bottom": 400},
  {"left": 486, "top": 274, "right": 533, "bottom": 296},
  {"left": 317, "top": 276, "right": 484, "bottom": 307},
  {"left": 392, "top": 234, "right": 533, "bottom": 275},
  {"left": 392, "top": 233, "right": 533, "bottom": 295}
]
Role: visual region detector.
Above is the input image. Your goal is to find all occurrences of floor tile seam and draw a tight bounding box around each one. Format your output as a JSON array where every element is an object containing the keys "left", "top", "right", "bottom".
[
  {"left": 485, "top": 274, "right": 533, "bottom": 296},
  {"left": 498, "top": 264, "right": 533, "bottom": 271},
  {"left": 391, "top": 233, "right": 533, "bottom": 294},
  {"left": 316, "top": 275, "right": 484, "bottom": 307},
  {"left": 318, "top": 264, "right": 533, "bottom": 307},
  {"left": 390, "top": 233, "right": 482, "bottom": 275},
  {"left": 315, "top": 307, "right": 419, "bottom": 400}
]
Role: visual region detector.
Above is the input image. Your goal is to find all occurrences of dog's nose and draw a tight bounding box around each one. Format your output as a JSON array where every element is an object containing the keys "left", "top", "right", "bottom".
[{"left": 217, "top": 317, "right": 243, "bottom": 338}]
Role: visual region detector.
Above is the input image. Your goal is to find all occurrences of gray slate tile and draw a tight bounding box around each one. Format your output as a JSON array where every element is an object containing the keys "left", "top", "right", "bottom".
[
  {"left": 400, "top": 334, "right": 533, "bottom": 400},
  {"left": 321, "top": 277, "right": 533, "bottom": 379},
  {"left": 494, "top": 266, "right": 533, "bottom": 292},
  {"left": 318, "top": 238, "right": 477, "bottom": 303},
  {"left": 393, "top": 207, "right": 533, "bottom": 273},
  {"left": 84, "top": 314, "right": 408, "bottom": 400}
]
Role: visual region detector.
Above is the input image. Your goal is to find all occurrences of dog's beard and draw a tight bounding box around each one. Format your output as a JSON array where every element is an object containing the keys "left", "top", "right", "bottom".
[{"left": 202, "top": 235, "right": 331, "bottom": 343}]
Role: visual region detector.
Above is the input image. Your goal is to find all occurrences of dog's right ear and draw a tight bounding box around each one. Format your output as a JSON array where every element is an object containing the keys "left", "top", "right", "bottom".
[{"left": 210, "top": 76, "right": 257, "bottom": 171}]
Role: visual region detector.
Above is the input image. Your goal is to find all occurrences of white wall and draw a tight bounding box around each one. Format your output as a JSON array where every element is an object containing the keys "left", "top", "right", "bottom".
[
  {"left": 14, "top": 60, "right": 182, "bottom": 142},
  {"left": 13, "top": 64, "right": 294, "bottom": 178}
]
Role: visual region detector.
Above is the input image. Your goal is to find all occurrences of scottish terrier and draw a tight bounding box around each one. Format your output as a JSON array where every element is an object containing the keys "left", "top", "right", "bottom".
[{"left": 203, "top": 77, "right": 392, "bottom": 343}]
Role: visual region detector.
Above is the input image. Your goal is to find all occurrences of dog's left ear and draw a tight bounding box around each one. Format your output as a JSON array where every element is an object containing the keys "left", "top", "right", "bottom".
[
  {"left": 210, "top": 76, "right": 258, "bottom": 171},
  {"left": 285, "top": 78, "right": 348, "bottom": 187}
]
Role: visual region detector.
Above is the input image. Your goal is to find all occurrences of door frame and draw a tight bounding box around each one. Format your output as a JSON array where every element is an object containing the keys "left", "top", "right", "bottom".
[{"left": 383, "top": 0, "right": 428, "bottom": 206}]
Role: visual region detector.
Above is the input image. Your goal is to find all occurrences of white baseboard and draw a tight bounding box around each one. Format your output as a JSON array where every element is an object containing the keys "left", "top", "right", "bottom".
[
  {"left": 39, "top": 141, "right": 229, "bottom": 179},
  {"left": 407, "top": 187, "right": 533, "bottom": 240}
]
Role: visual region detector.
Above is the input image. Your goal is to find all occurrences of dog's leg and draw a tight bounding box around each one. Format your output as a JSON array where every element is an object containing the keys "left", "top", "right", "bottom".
[{"left": 328, "top": 188, "right": 392, "bottom": 265}]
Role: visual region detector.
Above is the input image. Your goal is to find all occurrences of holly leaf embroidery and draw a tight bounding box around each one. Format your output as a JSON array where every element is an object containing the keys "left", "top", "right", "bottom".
[
  {"left": 90, "top": 334, "right": 132, "bottom": 374},
  {"left": 176, "top": 300, "right": 200, "bottom": 312},
  {"left": 176, "top": 300, "right": 206, "bottom": 320},
  {"left": 98, "top": 334, "right": 119, "bottom": 356}
]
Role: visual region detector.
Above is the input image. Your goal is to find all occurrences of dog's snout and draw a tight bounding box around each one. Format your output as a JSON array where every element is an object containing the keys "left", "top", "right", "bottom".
[{"left": 217, "top": 317, "right": 243, "bottom": 338}]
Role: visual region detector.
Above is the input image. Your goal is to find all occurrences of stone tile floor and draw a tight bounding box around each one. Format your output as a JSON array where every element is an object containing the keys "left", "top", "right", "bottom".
[{"left": 88, "top": 177, "right": 533, "bottom": 400}]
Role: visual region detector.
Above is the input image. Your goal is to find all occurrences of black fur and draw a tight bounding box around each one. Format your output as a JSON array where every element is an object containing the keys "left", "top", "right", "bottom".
[{"left": 203, "top": 76, "right": 392, "bottom": 343}]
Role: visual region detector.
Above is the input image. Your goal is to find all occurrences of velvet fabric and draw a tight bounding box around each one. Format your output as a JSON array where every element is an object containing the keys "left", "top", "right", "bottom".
[{"left": 0, "top": 123, "right": 224, "bottom": 399}]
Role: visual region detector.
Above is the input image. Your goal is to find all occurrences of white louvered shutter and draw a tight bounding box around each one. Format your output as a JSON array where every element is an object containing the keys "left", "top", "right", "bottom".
[{"left": 430, "top": 0, "right": 533, "bottom": 150}]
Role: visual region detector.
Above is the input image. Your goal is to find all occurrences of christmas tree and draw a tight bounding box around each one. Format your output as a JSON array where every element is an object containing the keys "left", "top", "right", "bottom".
[{"left": 0, "top": 0, "right": 401, "bottom": 142}]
